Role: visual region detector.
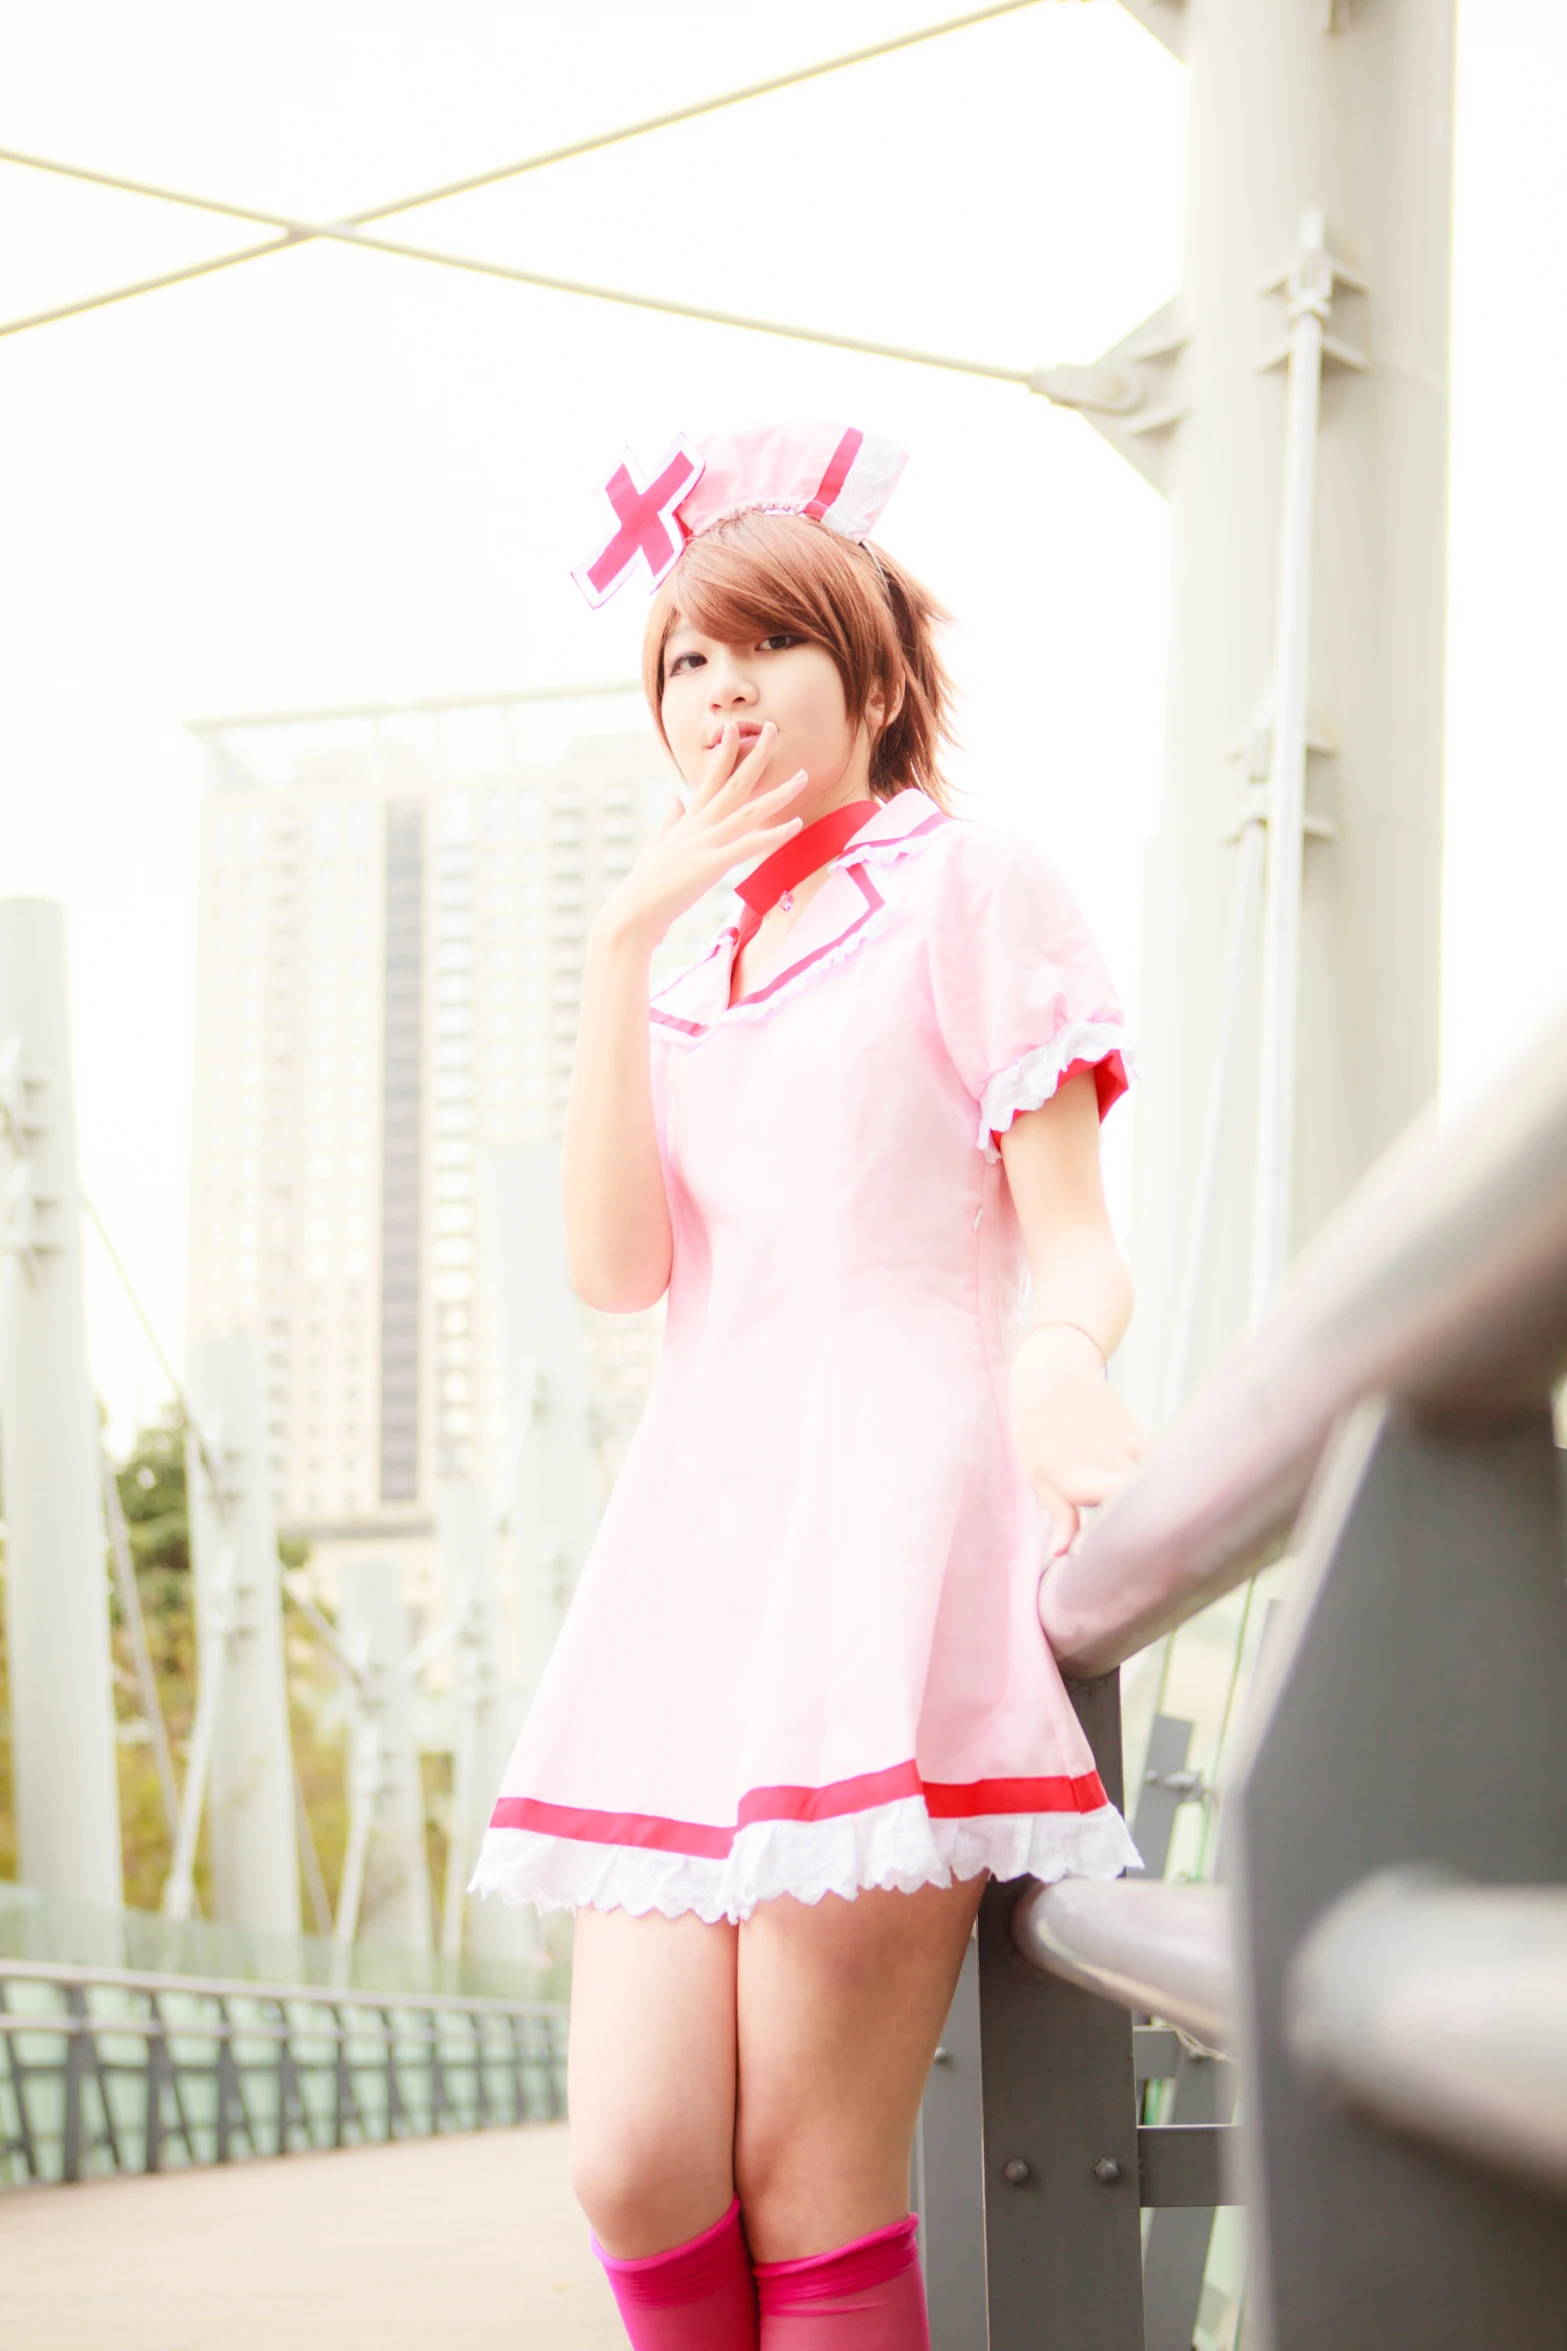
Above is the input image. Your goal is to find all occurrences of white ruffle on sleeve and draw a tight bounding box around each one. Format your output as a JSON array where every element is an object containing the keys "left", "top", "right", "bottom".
[{"left": 977, "top": 1021, "right": 1133, "bottom": 1160}]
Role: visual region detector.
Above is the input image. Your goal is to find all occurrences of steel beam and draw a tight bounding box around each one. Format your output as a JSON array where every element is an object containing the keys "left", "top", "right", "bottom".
[
  {"left": 977, "top": 1675, "right": 1144, "bottom": 2350},
  {"left": 0, "top": 899, "right": 122, "bottom": 1906},
  {"left": 181, "top": 1339, "right": 300, "bottom": 1935},
  {"left": 1224, "top": 1399, "right": 1567, "bottom": 2349},
  {"left": 336, "top": 1556, "right": 434, "bottom": 1953},
  {"left": 1142, "top": 2054, "right": 1238, "bottom": 2350},
  {"left": 1120, "top": 0, "right": 1456, "bottom": 1423},
  {"left": 917, "top": 1933, "right": 987, "bottom": 2351}
]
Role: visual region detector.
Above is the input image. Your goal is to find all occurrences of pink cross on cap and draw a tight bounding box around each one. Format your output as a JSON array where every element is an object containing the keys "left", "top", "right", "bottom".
[{"left": 571, "top": 438, "right": 705, "bottom": 609}]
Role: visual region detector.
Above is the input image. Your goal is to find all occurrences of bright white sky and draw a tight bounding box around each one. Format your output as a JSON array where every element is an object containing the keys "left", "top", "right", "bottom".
[{"left": 1, "top": 0, "right": 1562, "bottom": 1441}]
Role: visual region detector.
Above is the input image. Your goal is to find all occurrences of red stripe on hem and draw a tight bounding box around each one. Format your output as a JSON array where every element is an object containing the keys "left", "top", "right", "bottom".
[
  {"left": 487, "top": 1796, "right": 733, "bottom": 1859},
  {"left": 922, "top": 1771, "right": 1107, "bottom": 1818},
  {"left": 488, "top": 1767, "right": 1110, "bottom": 1856},
  {"left": 736, "top": 1761, "right": 922, "bottom": 1827}
]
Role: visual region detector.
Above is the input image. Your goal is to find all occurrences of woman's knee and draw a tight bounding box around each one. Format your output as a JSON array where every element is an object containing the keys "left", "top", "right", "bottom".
[
  {"left": 735, "top": 2106, "right": 911, "bottom": 2264},
  {"left": 570, "top": 2110, "right": 734, "bottom": 2256}
]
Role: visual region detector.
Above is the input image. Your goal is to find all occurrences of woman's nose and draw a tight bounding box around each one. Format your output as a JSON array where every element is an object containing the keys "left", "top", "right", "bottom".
[{"left": 707, "top": 663, "right": 756, "bottom": 709}]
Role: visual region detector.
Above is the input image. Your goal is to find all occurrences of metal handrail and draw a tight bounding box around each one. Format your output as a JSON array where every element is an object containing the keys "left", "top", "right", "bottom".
[
  {"left": 0, "top": 1956, "right": 568, "bottom": 2189},
  {"left": 1286, "top": 1872, "right": 1567, "bottom": 2203},
  {"left": 1012, "top": 1881, "right": 1233, "bottom": 2051},
  {"left": 0, "top": 1954, "right": 563, "bottom": 2021},
  {"left": 1040, "top": 1009, "right": 1567, "bottom": 1677}
]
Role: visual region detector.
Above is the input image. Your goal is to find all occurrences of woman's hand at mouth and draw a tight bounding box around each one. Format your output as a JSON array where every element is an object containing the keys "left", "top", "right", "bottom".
[{"left": 597, "top": 720, "right": 810, "bottom": 953}]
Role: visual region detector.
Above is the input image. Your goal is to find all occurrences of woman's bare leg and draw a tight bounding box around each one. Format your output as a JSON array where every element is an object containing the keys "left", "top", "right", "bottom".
[
  {"left": 568, "top": 1905, "right": 740, "bottom": 2257},
  {"left": 734, "top": 1874, "right": 985, "bottom": 2262}
]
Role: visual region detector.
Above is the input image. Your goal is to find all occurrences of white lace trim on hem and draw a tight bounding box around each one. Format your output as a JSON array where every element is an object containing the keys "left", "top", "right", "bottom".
[
  {"left": 977, "top": 1021, "right": 1132, "bottom": 1160},
  {"left": 468, "top": 1795, "right": 1142, "bottom": 1925}
]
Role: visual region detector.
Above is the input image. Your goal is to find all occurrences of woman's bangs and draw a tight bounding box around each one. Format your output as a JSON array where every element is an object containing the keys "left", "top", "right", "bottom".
[{"left": 666, "top": 528, "right": 825, "bottom": 652}]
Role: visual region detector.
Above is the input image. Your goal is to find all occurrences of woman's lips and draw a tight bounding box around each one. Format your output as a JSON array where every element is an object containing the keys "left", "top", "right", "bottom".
[{"left": 707, "top": 720, "right": 769, "bottom": 751}]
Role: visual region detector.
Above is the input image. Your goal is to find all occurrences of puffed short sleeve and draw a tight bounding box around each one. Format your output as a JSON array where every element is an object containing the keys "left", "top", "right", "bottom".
[{"left": 927, "top": 824, "right": 1130, "bottom": 1160}]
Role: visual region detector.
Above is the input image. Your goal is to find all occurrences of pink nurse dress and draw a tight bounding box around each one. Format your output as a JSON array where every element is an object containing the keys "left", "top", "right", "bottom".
[{"left": 472, "top": 786, "right": 1141, "bottom": 1923}]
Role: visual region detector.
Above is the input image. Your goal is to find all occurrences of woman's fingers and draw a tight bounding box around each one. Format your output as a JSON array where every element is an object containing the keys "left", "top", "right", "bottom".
[
  {"left": 716, "top": 770, "right": 810, "bottom": 839},
  {"left": 711, "top": 720, "right": 780, "bottom": 807},
  {"left": 691, "top": 721, "right": 743, "bottom": 808},
  {"left": 1059, "top": 1456, "right": 1138, "bottom": 1510},
  {"left": 1038, "top": 1483, "right": 1080, "bottom": 1559},
  {"left": 727, "top": 815, "right": 805, "bottom": 868}
]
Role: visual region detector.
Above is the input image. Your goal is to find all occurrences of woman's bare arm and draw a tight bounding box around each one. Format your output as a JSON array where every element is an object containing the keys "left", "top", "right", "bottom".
[
  {"left": 561, "top": 724, "right": 808, "bottom": 1311},
  {"left": 561, "top": 914, "right": 675, "bottom": 1313},
  {"left": 999, "top": 1069, "right": 1144, "bottom": 1552}
]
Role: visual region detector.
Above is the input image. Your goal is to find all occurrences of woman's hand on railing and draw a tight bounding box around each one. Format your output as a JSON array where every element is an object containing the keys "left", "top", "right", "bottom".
[{"left": 1009, "top": 1322, "right": 1145, "bottom": 1557}]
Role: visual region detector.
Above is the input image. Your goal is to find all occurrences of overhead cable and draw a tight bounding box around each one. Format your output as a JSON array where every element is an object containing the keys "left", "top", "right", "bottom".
[
  {"left": 0, "top": 164, "right": 1035, "bottom": 381},
  {"left": 0, "top": 0, "right": 1046, "bottom": 374}
]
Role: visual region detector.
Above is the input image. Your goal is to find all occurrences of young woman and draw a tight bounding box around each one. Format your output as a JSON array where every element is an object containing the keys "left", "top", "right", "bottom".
[{"left": 472, "top": 424, "right": 1143, "bottom": 2348}]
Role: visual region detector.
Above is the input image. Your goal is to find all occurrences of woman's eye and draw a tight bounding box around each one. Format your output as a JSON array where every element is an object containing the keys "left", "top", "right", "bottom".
[
  {"left": 667, "top": 651, "right": 704, "bottom": 676},
  {"left": 760, "top": 634, "right": 800, "bottom": 652}
]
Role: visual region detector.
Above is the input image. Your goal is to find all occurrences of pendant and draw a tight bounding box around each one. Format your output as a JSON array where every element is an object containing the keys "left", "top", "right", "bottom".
[{"left": 779, "top": 889, "right": 794, "bottom": 912}]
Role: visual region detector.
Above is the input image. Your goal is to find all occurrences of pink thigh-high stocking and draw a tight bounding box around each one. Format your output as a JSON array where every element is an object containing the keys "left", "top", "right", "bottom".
[
  {"left": 754, "top": 2216, "right": 931, "bottom": 2349},
  {"left": 593, "top": 2198, "right": 759, "bottom": 2349}
]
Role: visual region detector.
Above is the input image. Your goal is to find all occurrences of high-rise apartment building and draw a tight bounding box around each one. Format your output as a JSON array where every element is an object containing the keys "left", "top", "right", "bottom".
[{"left": 187, "top": 691, "right": 696, "bottom": 1580}]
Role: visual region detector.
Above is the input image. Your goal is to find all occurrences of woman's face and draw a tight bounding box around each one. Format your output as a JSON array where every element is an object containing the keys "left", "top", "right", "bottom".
[{"left": 660, "top": 620, "right": 884, "bottom": 813}]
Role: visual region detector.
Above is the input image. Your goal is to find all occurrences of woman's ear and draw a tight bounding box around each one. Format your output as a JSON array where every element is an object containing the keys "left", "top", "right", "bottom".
[{"left": 866, "top": 669, "right": 904, "bottom": 739}]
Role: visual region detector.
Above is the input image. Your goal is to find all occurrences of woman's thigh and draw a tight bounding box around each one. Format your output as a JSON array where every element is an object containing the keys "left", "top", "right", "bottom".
[
  {"left": 734, "top": 1873, "right": 985, "bottom": 2262},
  {"left": 568, "top": 1904, "right": 740, "bottom": 2256}
]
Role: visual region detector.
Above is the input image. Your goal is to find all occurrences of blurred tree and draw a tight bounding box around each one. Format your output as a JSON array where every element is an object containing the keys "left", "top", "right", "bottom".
[
  {"left": 1, "top": 1406, "right": 445, "bottom": 1947},
  {"left": 96, "top": 1406, "right": 355, "bottom": 1925}
]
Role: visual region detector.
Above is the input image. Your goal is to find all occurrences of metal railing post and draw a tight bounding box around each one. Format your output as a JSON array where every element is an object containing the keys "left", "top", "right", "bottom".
[
  {"left": 332, "top": 2004, "right": 352, "bottom": 2148},
  {"left": 144, "top": 2021, "right": 166, "bottom": 2173},
  {"left": 977, "top": 1673, "right": 1144, "bottom": 2351},
  {"left": 916, "top": 1931, "right": 986, "bottom": 2351},
  {"left": 61, "top": 1985, "right": 87, "bottom": 2182}
]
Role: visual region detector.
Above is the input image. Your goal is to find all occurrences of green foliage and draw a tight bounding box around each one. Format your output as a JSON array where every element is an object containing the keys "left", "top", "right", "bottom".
[
  {"left": 106, "top": 1408, "right": 197, "bottom": 1910},
  {"left": 106, "top": 1406, "right": 340, "bottom": 1918},
  {"left": 3, "top": 1407, "right": 452, "bottom": 1951},
  {"left": 117, "top": 1409, "right": 190, "bottom": 1582}
]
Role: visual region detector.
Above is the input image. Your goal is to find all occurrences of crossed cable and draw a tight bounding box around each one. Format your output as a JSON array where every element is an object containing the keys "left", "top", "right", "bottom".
[{"left": 0, "top": 0, "right": 1044, "bottom": 384}]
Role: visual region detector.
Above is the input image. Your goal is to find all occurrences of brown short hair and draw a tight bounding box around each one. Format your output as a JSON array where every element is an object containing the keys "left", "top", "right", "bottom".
[{"left": 642, "top": 510, "right": 955, "bottom": 807}]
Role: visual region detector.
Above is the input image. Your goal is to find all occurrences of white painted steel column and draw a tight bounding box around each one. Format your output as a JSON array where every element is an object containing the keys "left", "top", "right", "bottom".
[
  {"left": 1251, "top": 212, "right": 1343, "bottom": 1319},
  {"left": 1105, "top": 0, "right": 1456, "bottom": 1415},
  {"left": 178, "top": 1338, "right": 300, "bottom": 1934},
  {"left": 436, "top": 1477, "right": 517, "bottom": 1961},
  {"left": 486, "top": 1139, "right": 600, "bottom": 1706},
  {"left": 0, "top": 900, "right": 122, "bottom": 1906},
  {"left": 335, "top": 1555, "right": 433, "bottom": 1952}
]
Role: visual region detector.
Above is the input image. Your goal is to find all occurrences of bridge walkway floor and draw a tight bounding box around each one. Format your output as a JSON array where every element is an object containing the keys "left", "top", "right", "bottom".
[{"left": 0, "top": 2122, "right": 621, "bottom": 2350}]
